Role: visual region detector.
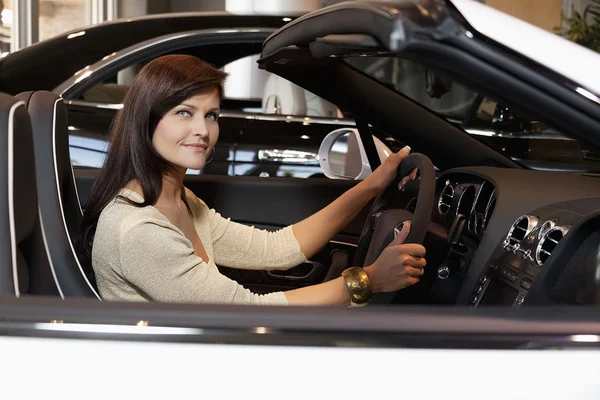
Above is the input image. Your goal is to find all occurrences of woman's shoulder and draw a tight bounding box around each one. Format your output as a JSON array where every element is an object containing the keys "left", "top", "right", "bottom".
[{"left": 97, "top": 188, "right": 170, "bottom": 235}]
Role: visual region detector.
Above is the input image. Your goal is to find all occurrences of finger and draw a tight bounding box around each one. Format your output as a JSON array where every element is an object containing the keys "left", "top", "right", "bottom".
[
  {"left": 397, "top": 243, "right": 426, "bottom": 258},
  {"left": 398, "top": 167, "right": 417, "bottom": 191},
  {"left": 410, "top": 168, "right": 418, "bottom": 179},
  {"left": 399, "top": 145, "right": 411, "bottom": 158},
  {"left": 388, "top": 146, "right": 410, "bottom": 169},
  {"left": 405, "top": 257, "right": 427, "bottom": 269},
  {"left": 405, "top": 266, "right": 425, "bottom": 277},
  {"left": 405, "top": 276, "right": 420, "bottom": 287},
  {"left": 391, "top": 220, "right": 411, "bottom": 245}
]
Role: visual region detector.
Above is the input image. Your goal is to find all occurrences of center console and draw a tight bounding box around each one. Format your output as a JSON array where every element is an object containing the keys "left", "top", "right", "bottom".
[{"left": 469, "top": 208, "right": 581, "bottom": 307}]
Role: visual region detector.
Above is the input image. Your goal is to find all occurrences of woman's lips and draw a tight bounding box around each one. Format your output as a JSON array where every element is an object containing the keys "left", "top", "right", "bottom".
[{"left": 183, "top": 144, "right": 207, "bottom": 152}]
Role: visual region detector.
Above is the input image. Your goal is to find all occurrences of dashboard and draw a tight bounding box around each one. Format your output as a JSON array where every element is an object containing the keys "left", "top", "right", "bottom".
[{"left": 428, "top": 166, "right": 600, "bottom": 308}]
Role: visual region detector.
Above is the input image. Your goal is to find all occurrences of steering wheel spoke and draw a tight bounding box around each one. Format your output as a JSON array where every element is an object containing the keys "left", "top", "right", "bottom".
[{"left": 353, "top": 153, "right": 437, "bottom": 305}]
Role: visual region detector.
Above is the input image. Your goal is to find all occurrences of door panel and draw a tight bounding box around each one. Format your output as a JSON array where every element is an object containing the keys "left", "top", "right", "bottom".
[
  {"left": 74, "top": 170, "right": 369, "bottom": 293},
  {"left": 182, "top": 174, "right": 366, "bottom": 293}
]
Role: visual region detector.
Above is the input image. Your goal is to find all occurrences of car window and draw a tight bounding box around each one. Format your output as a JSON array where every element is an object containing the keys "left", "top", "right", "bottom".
[
  {"left": 70, "top": 53, "right": 352, "bottom": 179},
  {"left": 346, "top": 56, "right": 600, "bottom": 173}
]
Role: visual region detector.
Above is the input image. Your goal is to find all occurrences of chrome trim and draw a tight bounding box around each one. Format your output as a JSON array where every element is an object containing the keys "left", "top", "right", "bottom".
[
  {"left": 465, "top": 128, "right": 576, "bottom": 141},
  {"left": 7, "top": 101, "right": 23, "bottom": 296},
  {"left": 393, "top": 222, "right": 406, "bottom": 239},
  {"left": 63, "top": 100, "right": 357, "bottom": 126},
  {"left": 437, "top": 180, "right": 454, "bottom": 216},
  {"left": 504, "top": 215, "right": 539, "bottom": 252},
  {"left": 537, "top": 220, "right": 556, "bottom": 240},
  {"left": 54, "top": 28, "right": 277, "bottom": 97},
  {"left": 455, "top": 185, "right": 475, "bottom": 220},
  {"left": 481, "top": 189, "right": 496, "bottom": 233},
  {"left": 329, "top": 240, "right": 358, "bottom": 248},
  {"left": 33, "top": 322, "right": 205, "bottom": 336},
  {"left": 535, "top": 225, "right": 570, "bottom": 266},
  {"left": 258, "top": 149, "right": 319, "bottom": 164}
]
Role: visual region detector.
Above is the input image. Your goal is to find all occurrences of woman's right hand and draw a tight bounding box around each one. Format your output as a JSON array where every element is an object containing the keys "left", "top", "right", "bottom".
[{"left": 364, "top": 221, "right": 427, "bottom": 293}]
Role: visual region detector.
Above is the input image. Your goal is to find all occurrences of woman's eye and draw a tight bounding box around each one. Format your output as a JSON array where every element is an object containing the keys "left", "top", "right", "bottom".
[
  {"left": 176, "top": 110, "right": 192, "bottom": 117},
  {"left": 206, "top": 112, "right": 219, "bottom": 121}
]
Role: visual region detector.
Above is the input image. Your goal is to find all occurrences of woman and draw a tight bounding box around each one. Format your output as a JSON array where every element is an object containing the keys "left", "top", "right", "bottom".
[{"left": 79, "top": 54, "right": 426, "bottom": 306}]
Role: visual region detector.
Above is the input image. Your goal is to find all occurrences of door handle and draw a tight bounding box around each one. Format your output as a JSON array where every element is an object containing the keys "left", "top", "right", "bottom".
[{"left": 267, "top": 261, "right": 323, "bottom": 281}]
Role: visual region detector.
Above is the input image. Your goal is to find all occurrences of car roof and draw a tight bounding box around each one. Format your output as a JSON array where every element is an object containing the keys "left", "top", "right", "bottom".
[{"left": 451, "top": 0, "right": 600, "bottom": 99}]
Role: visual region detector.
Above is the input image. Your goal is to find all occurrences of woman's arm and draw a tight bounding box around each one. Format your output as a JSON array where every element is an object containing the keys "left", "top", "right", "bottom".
[{"left": 292, "top": 146, "right": 414, "bottom": 259}]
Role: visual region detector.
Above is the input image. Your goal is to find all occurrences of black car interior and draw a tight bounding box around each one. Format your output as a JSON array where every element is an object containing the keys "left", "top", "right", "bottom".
[
  {"left": 0, "top": 93, "right": 57, "bottom": 297},
  {"left": 254, "top": 1, "right": 600, "bottom": 307},
  {"left": 16, "top": 91, "right": 99, "bottom": 298},
  {"left": 2, "top": 1, "right": 600, "bottom": 311}
]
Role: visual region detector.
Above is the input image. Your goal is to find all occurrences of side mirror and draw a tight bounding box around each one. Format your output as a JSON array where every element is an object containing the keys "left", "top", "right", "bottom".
[{"left": 318, "top": 128, "right": 392, "bottom": 180}]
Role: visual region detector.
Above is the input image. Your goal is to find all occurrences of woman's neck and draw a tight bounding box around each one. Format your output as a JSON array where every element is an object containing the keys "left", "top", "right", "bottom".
[
  {"left": 158, "top": 170, "right": 186, "bottom": 205},
  {"left": 125, "top": 167, "right": 187, "bottom": 206}
]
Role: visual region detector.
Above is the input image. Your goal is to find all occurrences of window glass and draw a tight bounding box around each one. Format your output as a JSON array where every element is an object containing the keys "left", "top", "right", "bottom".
[
  {"left": 346, "top": 56, "right": 600, "bottom": 172},
  {"left": 71, "top": 50, "right": 354, "bottom": 179},
  {"left": 80, "top": 53, "right": 345, "bottom": 118}
]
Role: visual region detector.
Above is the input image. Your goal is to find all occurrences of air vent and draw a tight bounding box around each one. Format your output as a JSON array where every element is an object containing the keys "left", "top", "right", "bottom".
[
  {"left": 535, "top": 226, "right": 569, "bottom": 266},
  {"left": 481, "top": 196, "right": 496, "bottom": 234},
  {"left": 504, "top": 215, "right": 538, "bottom": 250},
  {"left": 437, "top": 182, "right": 454, "bottom": 215}
]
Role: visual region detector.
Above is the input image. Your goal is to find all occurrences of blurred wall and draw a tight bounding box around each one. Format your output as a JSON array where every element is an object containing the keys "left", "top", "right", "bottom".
[{"left": 486, "top": 0, "right": 563, "bottom": 31}]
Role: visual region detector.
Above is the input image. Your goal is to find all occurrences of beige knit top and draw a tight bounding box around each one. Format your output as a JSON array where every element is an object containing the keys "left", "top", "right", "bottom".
[{"left": 92, "top": 188, "right": 307, "bottom": 305}]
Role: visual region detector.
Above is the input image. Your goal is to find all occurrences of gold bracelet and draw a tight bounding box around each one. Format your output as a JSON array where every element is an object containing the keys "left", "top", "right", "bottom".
[{"left": 341, "top": 267, "right": 373, "bottom": 307}]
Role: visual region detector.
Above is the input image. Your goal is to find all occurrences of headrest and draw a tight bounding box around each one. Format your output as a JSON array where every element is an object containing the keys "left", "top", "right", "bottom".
[{"left": 262, "top": 74, "right": 343, "bottom": 118}]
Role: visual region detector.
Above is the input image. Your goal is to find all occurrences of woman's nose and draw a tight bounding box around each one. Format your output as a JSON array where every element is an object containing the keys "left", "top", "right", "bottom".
[{"left": 193, "top": 121, "right": 209, "bottom": 137}]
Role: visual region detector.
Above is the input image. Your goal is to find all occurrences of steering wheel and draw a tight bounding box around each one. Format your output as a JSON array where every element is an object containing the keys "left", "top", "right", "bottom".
[{"left": 353, "top": 153, "right": 437, "bottom": 304}]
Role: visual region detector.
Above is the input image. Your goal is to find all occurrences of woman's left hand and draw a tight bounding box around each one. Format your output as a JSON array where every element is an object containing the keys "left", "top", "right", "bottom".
[{"left": 361, "top": 145, "right": 417, "bottom": 197}]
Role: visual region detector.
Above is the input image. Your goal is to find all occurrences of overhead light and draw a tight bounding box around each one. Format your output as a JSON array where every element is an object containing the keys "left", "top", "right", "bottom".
[
  {"left": 282, "top": 17, "right": 292, "bottom": 22},
  {"left": 301, "top": 135, "right": 310, "bottom": 139}
]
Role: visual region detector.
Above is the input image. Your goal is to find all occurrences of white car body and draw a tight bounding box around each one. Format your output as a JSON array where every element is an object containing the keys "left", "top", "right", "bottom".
[{"left": 2, "top": 1, "right": 600, "bottom": 398}]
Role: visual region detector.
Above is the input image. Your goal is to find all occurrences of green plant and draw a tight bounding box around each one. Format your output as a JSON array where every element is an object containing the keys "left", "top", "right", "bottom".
[{"left": 555, "top": 0, "right": 600, "bottom": 52}]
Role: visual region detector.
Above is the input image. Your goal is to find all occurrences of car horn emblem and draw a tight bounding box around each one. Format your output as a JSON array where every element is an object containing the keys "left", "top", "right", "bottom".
[{"left": 393, "top": 222, "right": 406, "bottom": 238}]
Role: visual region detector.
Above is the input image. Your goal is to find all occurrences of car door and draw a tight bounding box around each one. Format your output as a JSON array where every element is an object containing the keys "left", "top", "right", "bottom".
[{"left": 58, "top": 29, "right": 373, "bottom": 294}]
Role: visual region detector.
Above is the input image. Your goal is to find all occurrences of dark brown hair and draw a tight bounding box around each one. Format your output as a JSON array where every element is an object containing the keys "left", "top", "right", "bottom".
[{"left": 78, "top": 55, "right": 228, "bottom": 274}]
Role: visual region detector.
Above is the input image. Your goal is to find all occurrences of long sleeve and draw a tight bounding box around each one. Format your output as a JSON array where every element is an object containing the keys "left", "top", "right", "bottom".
[
  {"left": 116, "top": 217, "right": 288, "bottom": 305},
  {"left": 204, "top": 206, "right": 307, "bottom": 271}
]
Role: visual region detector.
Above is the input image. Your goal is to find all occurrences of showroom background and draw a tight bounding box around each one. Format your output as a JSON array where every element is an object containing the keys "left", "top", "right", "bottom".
[{"left": 0, "top": 0, "right": 596, "bottom": 98}]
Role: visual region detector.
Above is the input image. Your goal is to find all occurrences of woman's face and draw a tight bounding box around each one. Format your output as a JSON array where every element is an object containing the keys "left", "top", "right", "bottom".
[{"left": 152, "top": 88, "right": 220, "bottom": 172}]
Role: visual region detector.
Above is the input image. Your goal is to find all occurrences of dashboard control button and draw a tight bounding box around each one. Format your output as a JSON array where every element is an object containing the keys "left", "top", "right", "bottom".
[
  {"left": 520, "top": 278, "right": 533, "bottom": 290},
  {"left": 437, "top": 266, "right": 450, "bottom": 280},
  {"left": 479, "top": 276, "right": 488, "bottom": 285},
  {"left": 476, "top": 286, "right": 483, "bottom": 294},
  {"left": 470, "top": 295, "right": 478, "bottom": 304},
  {"left": 516, "top": 295, "right": 525, "bottom": 305}
]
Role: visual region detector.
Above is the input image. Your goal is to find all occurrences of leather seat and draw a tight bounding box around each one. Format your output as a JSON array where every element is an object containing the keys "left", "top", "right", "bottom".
[
  {"left": 262, "top": 74, "right": 343, "bottom": 117},
  {"left": 16, "top": 91, "right": 100, "bottom": 298},
  {"left": 0, "top": 93, "right": 59, "bottom": 297}
]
